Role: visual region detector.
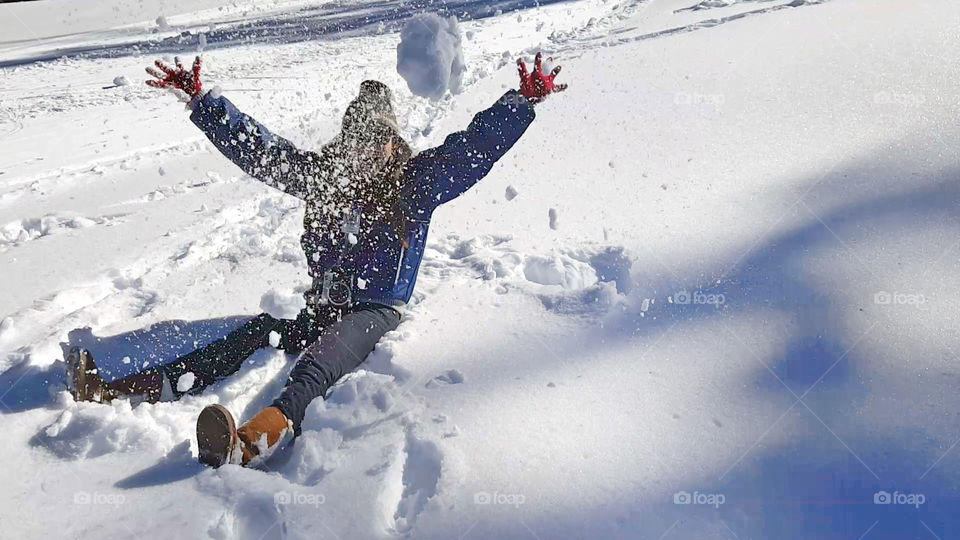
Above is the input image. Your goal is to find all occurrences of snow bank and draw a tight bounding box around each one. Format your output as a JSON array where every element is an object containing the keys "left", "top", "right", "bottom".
[{"left": 396, "top": 13, "right": 466, "bottom": 100}]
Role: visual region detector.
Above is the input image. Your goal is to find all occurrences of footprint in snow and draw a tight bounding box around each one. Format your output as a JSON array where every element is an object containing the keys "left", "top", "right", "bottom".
[{"left": 425, "top": 369, "right": 464, "bottom": 387}]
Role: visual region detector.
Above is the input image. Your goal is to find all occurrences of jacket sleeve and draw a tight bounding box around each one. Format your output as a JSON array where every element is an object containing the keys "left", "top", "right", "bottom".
[
  {"left": 189, "top": 92, "right": 328, "bottom": 200},
  {"left": 405, "top": 90, "right": 536, "bottom": 215}
]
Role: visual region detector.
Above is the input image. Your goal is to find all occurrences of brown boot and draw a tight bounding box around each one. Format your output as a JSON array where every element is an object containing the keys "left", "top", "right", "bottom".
[
  {"left": 66, "top": 347, "right": 165, "bottom": 404},
  {"left": 66, "top": 347, "right": 108, "bottom": 403},
  {"left": 196, "top": 405, "right": 293, "bottom": 468},
  {"left": 236, "top": 406, "right": 294, "bottom": 467}
]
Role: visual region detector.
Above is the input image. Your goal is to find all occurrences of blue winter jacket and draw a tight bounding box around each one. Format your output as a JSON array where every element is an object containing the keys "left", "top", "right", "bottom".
[{"left": 190, "top": 90, "right": 536, "bottom": 307}]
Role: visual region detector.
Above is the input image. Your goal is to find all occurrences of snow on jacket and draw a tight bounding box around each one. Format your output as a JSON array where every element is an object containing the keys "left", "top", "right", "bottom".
[{"left": 189, "top": 90, "right": 536, "bottom": 307}]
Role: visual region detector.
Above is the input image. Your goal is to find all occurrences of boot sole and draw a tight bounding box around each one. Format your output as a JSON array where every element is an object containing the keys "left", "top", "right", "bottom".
[
  {"left": 197, "top": 404, "right": 238, "bottom": 468},
  {"left": 65, "top": 347, "right": 94, "bottom": 402}
]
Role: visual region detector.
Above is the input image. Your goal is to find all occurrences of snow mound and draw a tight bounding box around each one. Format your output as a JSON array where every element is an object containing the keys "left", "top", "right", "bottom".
[
  {"left": 523, "top": 253, "right": 597, "bottom": 290},
  {"left": 428, "top": 234, "right": 633, "bottom": 316},
  {"left": 37, "top": 398, "right": 179, "bottom": 460},
  {"left": 396, "top": 13, "right": 466, "bottom": 100}
]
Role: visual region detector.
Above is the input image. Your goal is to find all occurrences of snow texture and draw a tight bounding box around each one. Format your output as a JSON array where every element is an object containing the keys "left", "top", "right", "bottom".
[
  {"left": 396, "top": 13, "right": 466, "bottom": 100},
  {"left": 1, "top": 0, "right": 959, "bottom": 539}
]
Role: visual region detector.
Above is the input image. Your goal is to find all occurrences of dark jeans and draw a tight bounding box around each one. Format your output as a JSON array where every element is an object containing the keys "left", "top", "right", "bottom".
[{"left": 159, "top": 303, "right": 401, "bottom": 433}]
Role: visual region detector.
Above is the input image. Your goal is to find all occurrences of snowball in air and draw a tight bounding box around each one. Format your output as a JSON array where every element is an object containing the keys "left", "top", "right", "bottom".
[{"left": 397, "top": 13, "right": 466, "bottom": 99}]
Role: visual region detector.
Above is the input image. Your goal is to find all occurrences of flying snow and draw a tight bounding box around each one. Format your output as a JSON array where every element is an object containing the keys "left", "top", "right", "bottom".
[
  {"left": 176, "top": 372, "right": 196, "bottom": 393},
  {"left": 396, "top": 13, "right": 466, "bottom": 100},
  {"left": 259, "top": 289, "right": 307, "bottom": 320}
]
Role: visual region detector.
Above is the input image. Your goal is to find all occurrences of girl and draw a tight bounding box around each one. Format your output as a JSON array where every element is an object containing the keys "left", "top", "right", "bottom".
[{"left": 67, "top": 53, "right": 566, "bottom": 467}]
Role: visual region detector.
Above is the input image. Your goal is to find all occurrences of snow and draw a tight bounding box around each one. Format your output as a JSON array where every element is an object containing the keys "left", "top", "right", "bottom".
[
  {"left": 2, "top": 0, "right": 960, "bottom": 538},
  {"left": 176, "top": 371, "right": 197, "bottom": 392},
  {"left": 396, "top": 13, "right": 466, "bottom": 100},
  {"left": 258, "top": 288, "right": 306, "bottom": 320}
]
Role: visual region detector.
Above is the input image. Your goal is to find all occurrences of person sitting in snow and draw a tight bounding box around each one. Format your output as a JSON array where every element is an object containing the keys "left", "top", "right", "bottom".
[{"left": 65, "top": 53, "right": 567, "bottom": 467}]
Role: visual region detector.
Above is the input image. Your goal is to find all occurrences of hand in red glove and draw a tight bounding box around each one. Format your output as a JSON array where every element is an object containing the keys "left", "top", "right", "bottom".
[
  {"left": 517, "top": 52, "right": 567, "bottom": 104},
  {"left": 146, "top": 56, "right": 204, "bottom": 99}
]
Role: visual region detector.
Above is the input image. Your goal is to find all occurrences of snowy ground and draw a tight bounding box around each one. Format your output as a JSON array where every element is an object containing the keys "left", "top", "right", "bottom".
[{"left": 2, "top": 0, "right": 960, "bottom": 538}]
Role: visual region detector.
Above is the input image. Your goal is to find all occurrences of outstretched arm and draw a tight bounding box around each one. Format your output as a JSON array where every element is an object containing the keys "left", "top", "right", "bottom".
[
  {"left": 406, "top": 91, "right": 536, "bottom": 213},
  {"left": 146, "top": 56, "right": 327, "bottom": 201},
  {"left": 407, "top": 52, "right": 567, "bottom": 215},
  {"left": 189, "top": 92, "right": 326, "bottom": 200}
]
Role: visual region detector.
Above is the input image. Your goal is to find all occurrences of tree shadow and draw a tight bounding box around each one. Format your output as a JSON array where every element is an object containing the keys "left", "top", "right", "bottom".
[
  {"left": 426, "top": 144, "right": 960, "bottom": 538},
  {"left": 0, "top": 358, "right": 62, "bottom": 413}
]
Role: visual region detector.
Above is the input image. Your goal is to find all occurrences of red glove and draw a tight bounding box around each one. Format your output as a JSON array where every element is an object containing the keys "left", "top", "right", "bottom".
[
  {"left": 517, "top": 52, "right": 567, "bottom": 104},
  {"left": 146, "top": 56, "right": 203, "bottom": 97}
]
